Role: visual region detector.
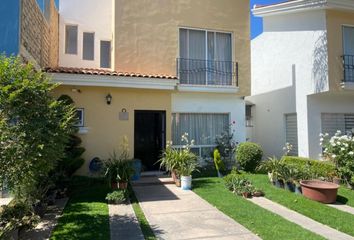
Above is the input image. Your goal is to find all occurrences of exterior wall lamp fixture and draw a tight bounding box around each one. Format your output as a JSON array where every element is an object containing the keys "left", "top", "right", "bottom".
[{"left": 106, "top": 93, "right": 112, "bottom": 105}]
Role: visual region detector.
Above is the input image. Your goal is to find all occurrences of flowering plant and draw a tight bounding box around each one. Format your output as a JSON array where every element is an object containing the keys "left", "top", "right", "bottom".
[{"left": 320, "top": 131, "right": 354, "bottom": 187}]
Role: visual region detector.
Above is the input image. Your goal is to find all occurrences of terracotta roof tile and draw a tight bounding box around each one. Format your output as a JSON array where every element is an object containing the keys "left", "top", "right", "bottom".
[{"left": 45, "top": 67, "right": 178, "bottom": 80}]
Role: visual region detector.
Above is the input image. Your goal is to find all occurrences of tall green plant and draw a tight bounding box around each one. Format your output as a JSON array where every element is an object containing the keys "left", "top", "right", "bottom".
[{"left": 0, "top": 56, "right": 76, "bottom": 202}]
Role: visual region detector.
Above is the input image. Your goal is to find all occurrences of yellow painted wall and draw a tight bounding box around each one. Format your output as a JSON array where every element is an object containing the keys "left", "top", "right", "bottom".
[
  {"left": 326, "top": 10, "right": 354, "bottom": 91},
  {"left": 53, "top": 86, "right": 172, "bottom": 175},
  {"left": 115, "top": 0, "right": 250, "bottom": 96}
]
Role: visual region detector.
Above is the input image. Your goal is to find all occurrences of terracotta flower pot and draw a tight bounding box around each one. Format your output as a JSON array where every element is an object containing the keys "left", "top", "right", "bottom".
[
  {"left": 118, "top": 181, "right": 128, "bottom": 190},
  {"left": 111, "top": 181, "right": 118, "bottom": 190},
  {"left": 171, "top": 170, "right": 177, "bottom": 182},
  {"left": 242, "top": 192, "right": 251, "bottom": 198},
  {"left": 175, "top": 179, "right": 181, "bottom": 187},
  {"left": 300, "top": 180, "right": 339, "bottom": 204},
  {"left": 253, "top": 191, "right": 263, "bottom": 197}
]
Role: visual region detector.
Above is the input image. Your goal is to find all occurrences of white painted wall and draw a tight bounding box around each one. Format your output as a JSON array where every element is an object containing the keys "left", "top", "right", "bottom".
[
  {"left": 247, "top": 10, "right": 329, "bottom": 158},
  {"left": 59, "top": 0, "right": 114, "bottom": 69},
  {"left": 171, "top": 93, "right": 246, "bottom": 144}
]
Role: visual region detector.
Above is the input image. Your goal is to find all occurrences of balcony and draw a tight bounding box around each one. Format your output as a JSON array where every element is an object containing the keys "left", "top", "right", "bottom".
[{"left": 176, "top": 58, "right": 238, "bottom": 92}]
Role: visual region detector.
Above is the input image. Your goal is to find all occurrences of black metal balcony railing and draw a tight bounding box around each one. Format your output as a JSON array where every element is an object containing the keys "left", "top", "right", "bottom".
[
  {"left": 343, "top": 55, "right": 354, "bottom": 82},
  {"left": 176, "top": 58, "right": 238, "bottom": 86}
]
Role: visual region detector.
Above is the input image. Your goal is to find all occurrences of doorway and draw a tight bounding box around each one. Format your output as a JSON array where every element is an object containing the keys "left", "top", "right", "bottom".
[{"left": 134, "top": 110, "right": 166, "bottom": 171}]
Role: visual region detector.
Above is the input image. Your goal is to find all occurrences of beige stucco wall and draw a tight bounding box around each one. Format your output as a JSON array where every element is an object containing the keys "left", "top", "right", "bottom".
[
  {"left": 115, "top": 0, "right": 250, "bottom": 96},
  {"left": 53, "top": 86, "right": 172, "bottom": 175},
  {"left": 326, "top": 10, "right": 354, "bottom": 91}
]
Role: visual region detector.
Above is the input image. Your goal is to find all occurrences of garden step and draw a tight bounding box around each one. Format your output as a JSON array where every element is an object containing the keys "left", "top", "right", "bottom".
[
  {"left": 248, "top": 197, "right": 353, "bottom": 240},
  {"left": 327, "top": 202, "right": 354, "bottom": 215},
  {"left": 132, "top": 176, "right": 175, "bottom": 186},
  {"left": 109, "top": 201, "right": 144, "bottom": 240}
]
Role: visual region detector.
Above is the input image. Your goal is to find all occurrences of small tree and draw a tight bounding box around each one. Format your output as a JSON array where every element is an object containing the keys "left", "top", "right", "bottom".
[{"left": 0, "top": 56, "right": 76, "bottom": 203}]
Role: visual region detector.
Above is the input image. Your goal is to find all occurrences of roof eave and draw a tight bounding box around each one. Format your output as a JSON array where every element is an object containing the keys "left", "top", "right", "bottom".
[{"left": 252, "top": 0, "right": 354, "bottom": 17}]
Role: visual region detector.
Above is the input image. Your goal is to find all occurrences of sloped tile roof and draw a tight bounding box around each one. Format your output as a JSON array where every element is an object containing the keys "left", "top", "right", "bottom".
[{"left": 45, "top": 67, "right": 178, "bottom": 79}]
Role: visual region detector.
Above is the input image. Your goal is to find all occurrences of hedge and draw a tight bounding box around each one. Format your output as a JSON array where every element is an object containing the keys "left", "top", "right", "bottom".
[{"left": 281, "top": 156, "right": 336, "bottom": 179}]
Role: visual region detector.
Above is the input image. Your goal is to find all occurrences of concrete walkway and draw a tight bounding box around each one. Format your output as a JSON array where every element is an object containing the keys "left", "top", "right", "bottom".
[
  {"left": 249, "top": 197, "right": 353, "bottom": 240},
  {"left": 108, "top": 201, "right": 144, "bottom": 240},
  {"left": 327, "top": 202, "right": 354, "bottom": 215},
  {"left": 20, "top": 198, "right": 68, "bottom": 240},
  {"left": 132, "top": 177, "right": 261, "bottom": 240}
]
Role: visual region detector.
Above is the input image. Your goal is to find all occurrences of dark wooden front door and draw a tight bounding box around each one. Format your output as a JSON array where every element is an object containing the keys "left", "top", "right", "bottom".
[{"left": 134, "top": 110, "right": 166, "bottom": 171}]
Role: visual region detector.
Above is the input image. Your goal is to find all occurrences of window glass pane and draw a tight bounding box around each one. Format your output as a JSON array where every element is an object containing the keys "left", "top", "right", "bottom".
[
  {"left": 100, "top": 41, "right": 111, "bottom": 68},
  {"left": 172, "top": 113, "right": 229, "bottom": 146},
  {"left": 65, "top": 25, "right": 78, "bottom": 54},
  {"left": 322, "top": 113, "right": 354, "bottom": 136},
  {"left": 285, "top": 114, "right": 298, "bottom": 156},
  {"left": 343, "top": 26, "right": 354, "bottom": 55},
  {"left": 83, "top": 32, "right": 94, "bottom": 60},
  {"left": 75, "top": 109, "right": 84, "bottom": 127}
]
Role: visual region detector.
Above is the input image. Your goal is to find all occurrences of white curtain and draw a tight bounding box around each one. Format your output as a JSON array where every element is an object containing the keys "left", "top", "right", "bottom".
[{"left": 172, "top": 113, "right": 229, "bottom": 146}]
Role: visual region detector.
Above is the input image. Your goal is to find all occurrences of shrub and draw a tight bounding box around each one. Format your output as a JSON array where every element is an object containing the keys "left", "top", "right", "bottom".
[
  {"left": 0, "top": 56, "right": 76, "bottom": 203},
  {"left": 105, "top": 190, "right": 128, "bottom": 204},
  {"left": 235, "top": 142, "right": 263, "bottom": 172},
  {"left": 223, "top": 173, "right": 258, "bottom": 196},
  {"left": 281, "top": 156, "right": 335, "bottom": 180},
  {"left": 320, "top": 132, "right": 354, "bottom": 187},
  {"left": 0, "top": 201, "right": 39, "bottom": 237},
  {"left": 213, "top": 149, "right": 225, "bottom": 174}
]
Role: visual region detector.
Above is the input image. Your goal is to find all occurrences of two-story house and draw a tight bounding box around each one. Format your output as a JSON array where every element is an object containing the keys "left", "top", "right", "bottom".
[
  {"left": 42, "top": 0, "right": 250, "bottom": 174},
  {"left": 246, "top": 0, "right": 354, "bottom": 159}
]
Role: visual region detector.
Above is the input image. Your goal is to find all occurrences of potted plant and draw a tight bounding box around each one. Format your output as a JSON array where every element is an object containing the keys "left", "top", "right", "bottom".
[
  {"left": 159, "top": 142, "right": 181, "bottom": 185},
  {"left": 178, "top": 153, "right": 198, "bottom": 190},
  {"left": 105, "top": 190, "right": 127, "bottom": 204},
  {"left": 117, "top": 159, "right": 134, "bottom": 190},
  {"left": 103, "top": 154, "right": 120, "bottom": 190},
  {"left": 253, "top": 188, "right": 264, "bottom": 197}
]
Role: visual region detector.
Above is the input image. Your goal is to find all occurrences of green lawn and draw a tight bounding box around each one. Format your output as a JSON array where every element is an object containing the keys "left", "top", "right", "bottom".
[
  {"left": 193, "top": 178, "right": 324, "bottom": 240},
  {"left": 50, "top": 177, "right": 111, "bottom": 240},
  {"left": 246, "top": 174, "right": 354, "bottom": 236},
  {"left": 338, "top": 186, "right": 354, "bottom": 207}
]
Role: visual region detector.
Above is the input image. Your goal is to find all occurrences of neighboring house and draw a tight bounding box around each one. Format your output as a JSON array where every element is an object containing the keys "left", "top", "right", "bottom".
[
  {"left": 0, "top": 0, "right": 59, "bottom": 68},
  {"left": 246, "top": 0, "right": 354, "bottom": 159},
  {"left": 42, "top": 0, "right": 251, "bottom": 174}
]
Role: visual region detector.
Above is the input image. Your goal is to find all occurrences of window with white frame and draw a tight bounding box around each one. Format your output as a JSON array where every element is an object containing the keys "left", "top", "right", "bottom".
[
  {"left": 179, "top": 28, "right": 232, "bottom": 85},
  {"left": 321, "top": 113, "right": 354, "bottom": 136},
  {"left": 171, "top": 113, "right": 229, "bottom": 159},
  {"left": 65, "top": 25, "right": 78, "bottom": 54},
  {"left": 285, "top": 113, "right": 298, "bottom": 156},
  {"left": 75, "top": 108, "right": 84, "bottom": 127},
  {"left": 100, "top": 40, "right": 111, "bottom": 68},
  {"left": 83, "top": 32, "right": 95, "bottom": 60}
]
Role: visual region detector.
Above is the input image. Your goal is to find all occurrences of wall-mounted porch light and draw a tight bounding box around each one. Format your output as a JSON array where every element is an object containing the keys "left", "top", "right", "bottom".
[{"left": 106, "top": 93, "right": 112, "bottom": 105}]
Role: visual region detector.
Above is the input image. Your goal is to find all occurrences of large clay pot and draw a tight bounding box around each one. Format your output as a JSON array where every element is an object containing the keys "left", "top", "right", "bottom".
[
  {"left": 300, "top": 180, "right": 339, "bottom": 204},
  {"left": 118, "top": 181, "right": 128, "bottom": 190}
]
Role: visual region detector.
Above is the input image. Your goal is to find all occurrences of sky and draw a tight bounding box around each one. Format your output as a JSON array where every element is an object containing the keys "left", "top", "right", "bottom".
[
  {"left": 54, "top": 0, "right": 283, "bottom": 40},
  {"left": 250, "top": 0, "right": 283, "bottom": 39}
]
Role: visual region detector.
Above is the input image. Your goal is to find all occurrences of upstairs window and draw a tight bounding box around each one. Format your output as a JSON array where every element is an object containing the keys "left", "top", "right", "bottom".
[
  {"left": 100, "top": 41, "right": 111, "bottom": 68},
  {"left": 65, "top": 25, "right": 78, "bottom": 54},
  {"left": 343, "top": 26, "right": 354, "bottom": 82},
  {"left": 75, "top": 108, "right": 84, "bottom": 127},
  {"left": 179, "top": 28, "right": 233, "bottom": 85},
  {"left": 83, "top": 32, "right": 95, "bottom": 60}
]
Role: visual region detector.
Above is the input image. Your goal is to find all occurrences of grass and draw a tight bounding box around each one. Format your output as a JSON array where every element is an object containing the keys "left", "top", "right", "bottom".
[
  {"left": 129, "top": 185, "right": 156, "bottom": 240},
  {"left": 338, "top": 186, "right": 354, "bottom": 207},
  {"left": 50, "top": 177, "right": 111, "bottom": 240},
  {"left": 246, "top": 174, "right": 354, "bottom": 236},
  {"left": 193, "top": 177, "right": 325, "bottom": 240}
]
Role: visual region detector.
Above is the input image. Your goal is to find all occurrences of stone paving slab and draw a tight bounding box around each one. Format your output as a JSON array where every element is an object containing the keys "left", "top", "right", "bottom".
[
  {"left": 327, "top": 202, "right": 354, "bottom": 215},
  {"left": 133, "top": 179, "right": 261, "bottom": 240},
  {"left": 249, "top": 197, "right": 353, "bottom": 240},
  {"left": 109, "top": 201, "right": 144, "bottom": 240},
  {"left": 20, "top": 198, "right": 68, "bottom": 240}
]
